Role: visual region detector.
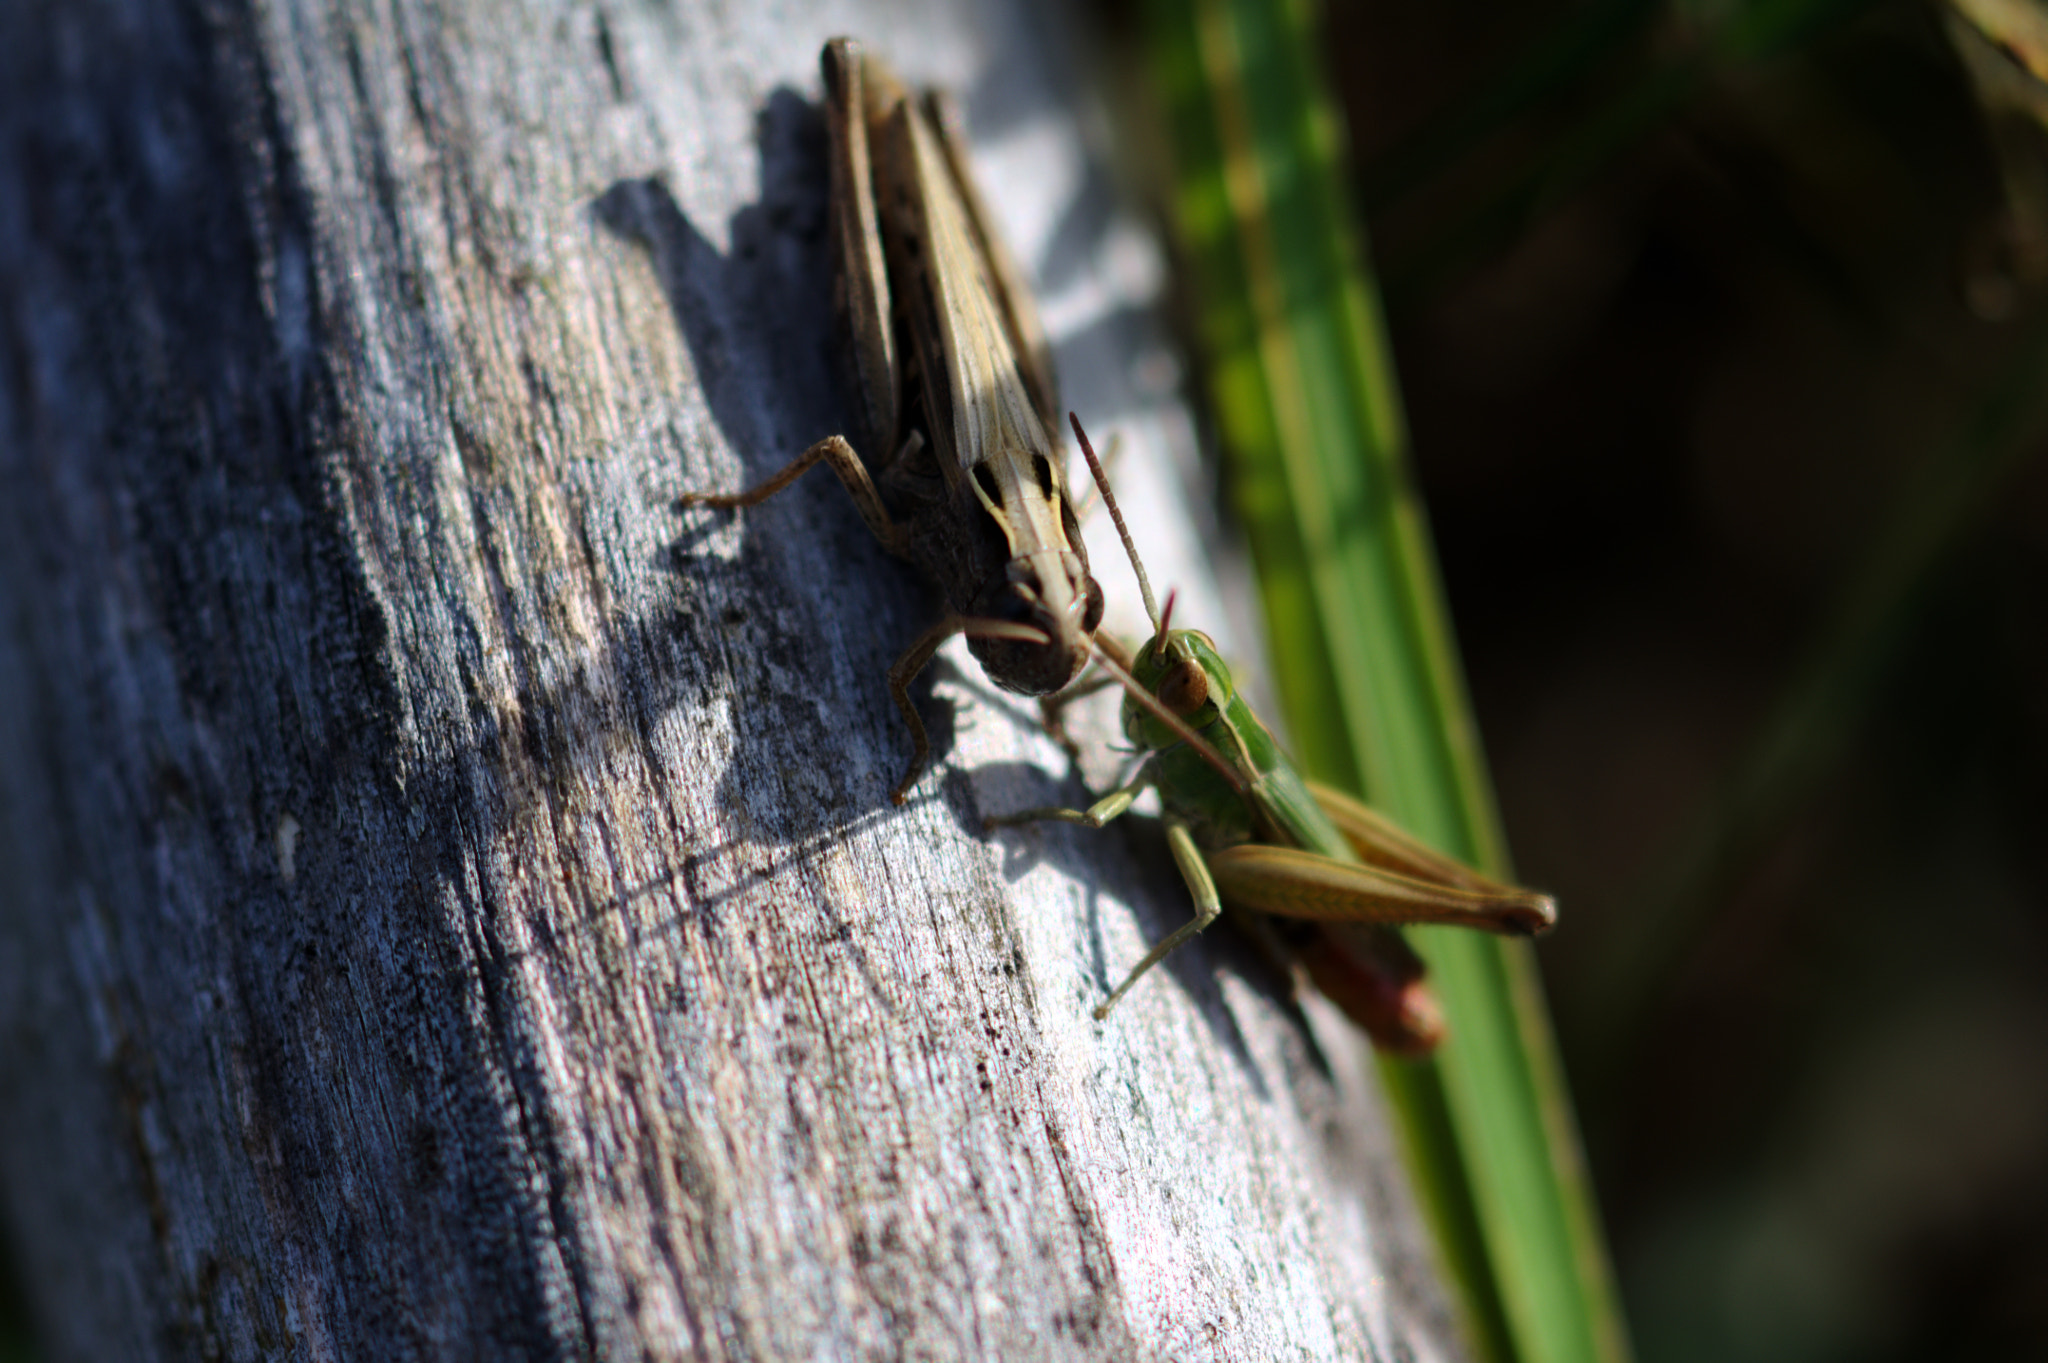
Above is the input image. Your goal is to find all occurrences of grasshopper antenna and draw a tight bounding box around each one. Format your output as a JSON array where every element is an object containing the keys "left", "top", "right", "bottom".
[
  {"left": 1066, "top": 414, "right": 1245, "bottom": 793},
  {"left": 1070, "top": 414, "right": 1159, "bottom": 637}
]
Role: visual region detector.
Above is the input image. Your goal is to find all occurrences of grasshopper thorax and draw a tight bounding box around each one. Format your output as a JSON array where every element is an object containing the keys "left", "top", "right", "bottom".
[{"left": 1124, "top": 630, "right": 1233, "bottom": 751}]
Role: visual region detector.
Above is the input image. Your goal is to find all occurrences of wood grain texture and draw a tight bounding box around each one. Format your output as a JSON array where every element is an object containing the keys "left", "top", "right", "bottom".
[{"left": 0, "top": 1, "right": 1462, "bottom": 1358}]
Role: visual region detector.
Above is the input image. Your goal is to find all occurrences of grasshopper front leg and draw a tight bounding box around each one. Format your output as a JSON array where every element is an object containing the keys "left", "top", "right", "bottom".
[
  {"left": 987, "top": 787, "right": 1228, "bottom": 1020},
  {"left": 1034, "top": 668, "right": 1120, "bottom": 766},
  {"left": 679, "top": 433, "right": 911, "bottom": 559},
  {"left": 878, "top": 613, "right": 1000, "bottom": 806},
  {"left": 1093, "top": 820, "right": 1223, "bottom": 1019},
  {"left": 982, "top": 774, "right": 1147, "bottom": 832}
]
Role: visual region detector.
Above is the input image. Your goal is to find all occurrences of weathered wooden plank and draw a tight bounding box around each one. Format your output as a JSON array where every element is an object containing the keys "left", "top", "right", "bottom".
[{"left": 0, "top": 1, "right": 1461, "bottom": 1358}]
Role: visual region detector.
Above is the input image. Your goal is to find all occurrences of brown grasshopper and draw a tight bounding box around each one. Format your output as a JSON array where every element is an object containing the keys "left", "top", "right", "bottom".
[{"left": 682, "top": 38, "right": 1103, "bottom": 803}]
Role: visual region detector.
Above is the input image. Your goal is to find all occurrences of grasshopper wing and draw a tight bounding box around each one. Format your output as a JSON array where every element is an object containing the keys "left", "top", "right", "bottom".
[
  {"left": 820, "top": 39, "right": 897, "bottom": 457},
  {"left": 1206, "top": 843, "right": 1555, "bottom": 936},
  {"left": 1305, "top": 778, "right": 1557, "bottom": 908},
  {"left": 921, "top": 87, "right": 1058, "bottom": 433}
]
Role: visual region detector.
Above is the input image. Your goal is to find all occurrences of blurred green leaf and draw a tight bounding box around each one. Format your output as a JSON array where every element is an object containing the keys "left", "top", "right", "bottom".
[{"left": 1142, "top": 1, "right": 1632, "bottom": 1360}]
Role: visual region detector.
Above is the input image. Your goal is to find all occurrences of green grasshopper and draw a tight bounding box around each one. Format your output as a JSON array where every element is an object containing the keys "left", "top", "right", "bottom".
[
  {"left": 993, "top": 418, "right": 1556, "bottom": 1050},
  {"left": 681, "top": 38, "right": 1103, "bottom": 804}
]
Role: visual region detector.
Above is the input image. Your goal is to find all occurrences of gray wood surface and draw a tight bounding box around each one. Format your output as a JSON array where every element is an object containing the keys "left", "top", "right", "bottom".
[{"left": 0, "top": 1, "right": 1462, "bottom": 1358}]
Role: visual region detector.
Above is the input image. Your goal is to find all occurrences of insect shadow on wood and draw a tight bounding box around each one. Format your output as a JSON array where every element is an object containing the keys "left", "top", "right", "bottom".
[
  {"left": 602, "top": 798, "right": 911, "bottom": 1015},
  {"left": 596, "top": 86, "right": 949, "bottom": 841},
  {"left": 595, "top": 89, "right": 841, "bottom": 484}
]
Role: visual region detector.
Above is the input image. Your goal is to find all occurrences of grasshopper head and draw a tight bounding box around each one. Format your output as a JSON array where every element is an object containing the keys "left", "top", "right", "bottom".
[
  {"left": 1123, "top": 630, "right": 1234, "bottom": 752},
  {"left": 967, "top": 549, "right": 1104, "bottom": 695}
]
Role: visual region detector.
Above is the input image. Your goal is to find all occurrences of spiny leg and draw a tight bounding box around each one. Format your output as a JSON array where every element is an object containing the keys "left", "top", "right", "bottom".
[
  {"left": 983, "top": 776, "right": 1145, "bottom": 833},
  {"left": 881, "top": 615, "right": 967, "bottom": 805},
  {"left": 682, "top": 433, "right": 909, "bottom": 558},
  {"left": 1095, "top": 819, "right": 1221, "bottom": 1019},
  {"left": 883, "top": 612, "right": 1053, "bottom": 805}
]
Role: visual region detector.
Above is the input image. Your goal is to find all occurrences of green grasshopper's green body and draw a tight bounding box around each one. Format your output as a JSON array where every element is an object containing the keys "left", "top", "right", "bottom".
[
  {"left": 1123, "top": 630, "right": 1316, "bottom": 852},
  {"left": 996, "top": 428, "right": 1554, "bottom": 1050}
]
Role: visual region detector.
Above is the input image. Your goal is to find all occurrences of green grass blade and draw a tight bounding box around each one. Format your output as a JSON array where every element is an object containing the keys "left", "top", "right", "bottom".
[{"left": 1142, "top": 1, "right": 1631, "bottom": 1360}]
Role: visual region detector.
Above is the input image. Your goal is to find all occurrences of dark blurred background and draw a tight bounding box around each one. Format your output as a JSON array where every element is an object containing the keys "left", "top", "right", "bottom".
[{"left": 1324, "top": 0, "right": 2048, "bottom": 1358}]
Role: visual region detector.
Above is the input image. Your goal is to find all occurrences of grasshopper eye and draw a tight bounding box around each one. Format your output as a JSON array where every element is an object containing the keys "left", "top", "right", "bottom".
[{"left": 1158, "top": 657, "right": 1209, "bottom": 716}]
